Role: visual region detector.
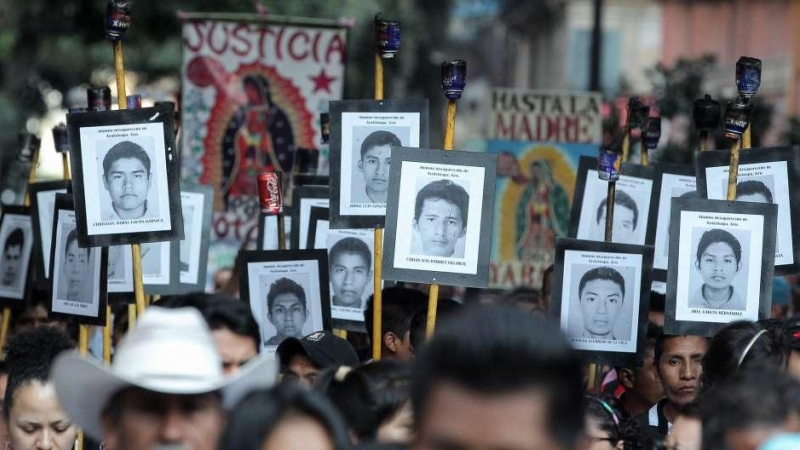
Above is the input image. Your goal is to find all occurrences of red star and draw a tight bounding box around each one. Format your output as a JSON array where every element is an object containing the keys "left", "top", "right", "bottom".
[{"left": 310, "top": 68, "right": 336, "bottom": 94}]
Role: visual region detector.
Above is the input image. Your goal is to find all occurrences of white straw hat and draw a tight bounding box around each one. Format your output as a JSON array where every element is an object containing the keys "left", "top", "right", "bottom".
[{"left": 51, "top": 306, "right": 277, "bottom": 440}]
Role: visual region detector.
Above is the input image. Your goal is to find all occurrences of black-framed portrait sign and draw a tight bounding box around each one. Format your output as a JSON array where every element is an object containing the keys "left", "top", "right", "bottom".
[
  {"left": 29, "top": 180, "right": 71, "bottom": 280},
  {"left": 48, "top": 194, "right": 108, "bottom": 326},
  {"left": 290, "top": 186, "right": 329, "bottom": 250},
  {"left": 107, "top": 245, "right": 133, "bottom": 294},
  {"left": 257, "top": 211, "right": 292, "bottom": 251},
  {"left": 0, "top": 205, "right": 33, "bottom": 306},
  {"left": 383, "top": 147, "right": 497, "bottom": 288},
  {"left": 645, "top": 164, "right": 697, "bottom": 282},
  {"left": 66, "top": 103, "right": 183, "bottom": 247},
  {"left": 550, "top": 238, "right": 653, "bottom": 366},
  {"left": 178, "top": 184, "right": 213, "bottom": 292},
  {"left": 308, "top": 206, "right": 377, "bottom": 328},
  {"left": 696, "top": 146, "right": 800, "bottom": 275},
  {"left": 238, "top": 249, "right": 332, "bottom": 355},
  {"left": 665, "top": 197, "right": 778, "bottom": 336},
  {"left": 569, "top": 156, "right": 654, "bottom": 245},
  {"left": 329, "top": 99, "right": 430, "bottom": 229},
  {"left": 142, "top": 241, "right": 179, "bottom": 295}
]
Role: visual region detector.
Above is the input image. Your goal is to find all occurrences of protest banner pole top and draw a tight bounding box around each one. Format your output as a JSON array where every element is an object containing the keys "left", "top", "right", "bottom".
[
  {"left": 736, "top": 57, "right": 761, "bottom": 150},
  {"left": 425, "top": 60, "right": 467, "bottom": 337},
  {"left": 53, "top": 124, "right": 71, "bottom": 179},
  {"left": 723, "top": 97, "right": 752, "bottom": 201},
  {"left": 642, "top": 116, "right": 661, "bottom": 167},
  {"left": 371, "top": 14, "right": 400, "bottom": 361},
  {"left": 694, "top": 94, "right": 721, "bottom": 152}
]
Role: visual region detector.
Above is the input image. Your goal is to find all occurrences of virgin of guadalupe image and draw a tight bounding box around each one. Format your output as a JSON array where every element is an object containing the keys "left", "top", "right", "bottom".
[
  {"left": 221, "top": 75, "right": 295, "bottom": 206},
  {"left": 512, "top": 158, "right": 569, "bottom": 260}
]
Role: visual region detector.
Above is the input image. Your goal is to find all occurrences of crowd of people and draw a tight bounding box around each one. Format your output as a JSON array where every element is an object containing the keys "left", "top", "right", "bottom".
[{"left": 0, "top": 278, "right": 798, "bottom": 450}]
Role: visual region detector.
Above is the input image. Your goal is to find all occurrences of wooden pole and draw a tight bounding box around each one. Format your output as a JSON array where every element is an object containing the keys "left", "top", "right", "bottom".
[
  {"left": 277, "top": 213, "right": 286, "bottom": 250},
  {"left": 62, "top": 154, "right": 71, "bottom": 180},
  {"left": 699, "top": 131, "right": 708, "bottom": 152},
  {"left": 742, "top": 126, "right": 752, "bottom": 150},
  {"left": 641, "top": 147, "right": 648, "bottom": 166},
  {"left": 103, "top": 306, "right": 112, "bottom": 365},
  {"left": 372, "top": 51, "right": 385, "bottom": 361},
  {"left": 425, "top": 100, "right": 458, "bottom": 337},
  {"left": 621, "top": 129, "right": 631, "bottom": 162},
  {"left": 604, "top": 182, "right": 616, "bottom": 242},
  {"left": 727, "top": 139, "right": 742, "bottom": 201},
  {"left": 128, "top": 303, "right": 137, "bottom": 332}
]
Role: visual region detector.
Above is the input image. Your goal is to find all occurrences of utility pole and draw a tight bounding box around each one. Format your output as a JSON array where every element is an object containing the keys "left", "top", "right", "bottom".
[{"left": 589, "top": 0, "right": 603, "bottom": 92}]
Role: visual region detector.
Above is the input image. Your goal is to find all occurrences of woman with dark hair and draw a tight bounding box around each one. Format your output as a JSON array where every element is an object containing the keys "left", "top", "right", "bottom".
[
  {"left": 582, "top": 396, "right": 653, "bottom": 450},
  {"left": 702, "top": 320, "right": 789, "bottom": 390},
  {"left": 218, "top": 383, "right": 351, "bottom": 450},
  {"left": 319, "top": 360, "right": 414, "bottom": 445}
]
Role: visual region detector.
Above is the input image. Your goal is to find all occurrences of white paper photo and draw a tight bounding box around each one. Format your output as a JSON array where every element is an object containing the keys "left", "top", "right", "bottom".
[
  {"left": 179, "top": 191, "right": 205, "bottom": 283},
  {"left": 51, "top": 210, "right": 101, "bottom": 318},
  {"left": 0, "top": 213, "right": 33, "bottom": 300},
  {"left": 315, "top": 227, "right": 375, "bottom": 322},
  {"left": 36, "top": 188, "right": 67, "bottom": 279},
  {"left": 299, "top": 198, "right": 329, "bottom": 249},
  {"left": 142, "top": 241, "right": 171, "bottom": 286},
  {"left": 107, "top": 245, "right": 133, "bottom": 293},
  {"left": 654, "top": 173, "right": 697, "bottom": 270},
  {"left": 576, "top": 170, "right": 653, "bottom": 245}
]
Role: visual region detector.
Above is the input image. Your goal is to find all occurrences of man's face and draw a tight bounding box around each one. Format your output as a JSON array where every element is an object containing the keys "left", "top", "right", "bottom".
[
  {"left": 8, "top": 381, "right": 77, "bottom": 450},
  {"left": 579, "top": 279, "right": 623, "bottom": 337},
  {"left": 269, "top": 293, "right": 307, "bottom": 338},
  {"left": 331, "top": 252, "right": 370, "bottom": 307},
  {"left": 1, "top": 244, "right": 22, "bottom": 286},
  {"left": 288, "top": 354, "right": 321, "bottom": 389},
  {"left": 736, "top": 192, "right": 770, "bottom": 203},
  {"left": 359, "top": 145, "right": 391, "bottom": 196},
  {"left": 696, "top": 242, "right": 740, "bottom": 290},
  {"left": 414, "top": 382, "right": 563, "bottom": 450},
  {"left": 103, "top": 157, "right": 151, "bottom": 216},
  {"left": 102, "top": 389, "right": 224, "bottom": 450},
  {"left": 414, "top": 198, "right": 466, "bottom": 257},
  {"left": 598, "top": 204, "right": 636, "bottom": 243},
  {"left": 64, "top": 241, "right": 90, "bottom": 300},
  {"left": 211, "top": 327, "right": 258, "bottom": 376},
  {"left": 656, "top": 336, "right": 707, "bottom": 408}
]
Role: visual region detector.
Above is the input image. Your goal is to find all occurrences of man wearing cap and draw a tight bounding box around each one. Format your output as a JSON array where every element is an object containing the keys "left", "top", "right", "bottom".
[
  {"left": 277, "top": 330, "right": 359, "bottom": 388},
  {"left": 51, "top": 307, "right": 276, "bottom": 450}
]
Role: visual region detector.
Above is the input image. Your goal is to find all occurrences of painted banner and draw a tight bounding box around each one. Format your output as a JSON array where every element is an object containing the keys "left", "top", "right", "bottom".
[
  {"left": 180, "top": 18, "right": 348, "bottom": 287},
  {"left": 488, "top": 140, "right": 597, "bottom": 289},
  {"left": 487, "top": 89, "right": 602, "bottom": 144}
]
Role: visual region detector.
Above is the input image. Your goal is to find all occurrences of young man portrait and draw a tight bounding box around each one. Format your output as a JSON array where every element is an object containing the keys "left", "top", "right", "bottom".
[
  {"left": 575, "top": 266, "right": 626, "bottom": 340},
  {"left": 102, "top": 140, "right": 153, "bottom": 221},
  {"left": 688, "top": 228, "right": 745, "bottom": 311},
  {"left": 355, "top": 130, "right": 401, "bottom": 203},
  {"left": 329, "top": 237, "right": 372, "bottom": 309},
  {"left": 595, "top": 189, "right": 639, "bottom": 244},
  {"left": 61, "top": 229, "right": 91, "bottom": 302},
  {"left": 264, "top": 277, "right": 309, "bottom": 346},
  {"left": 0, "top": 228, "right": 24, "bottom": 288},
  {"left": 735, "top": 179, "right": 773, "bottom": 204},
  {"left": 413, "top": 179, "right": 469, "bottom": 258}
]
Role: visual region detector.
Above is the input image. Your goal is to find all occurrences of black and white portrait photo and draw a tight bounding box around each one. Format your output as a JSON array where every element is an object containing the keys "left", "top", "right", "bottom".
[
  {"left": 703, "top": 162, "right": 791, "bottom": 266},
  {"left": 107, "top": 245, "right": 133, "bottom": 293},
  {"left": 29, "top": 181, "right": 69, "bottom": 279},
  {"left": 291, "top": 186, "right": 329, "bottom": 250},
  {"left": 142, "top": 241, "right": 172, "bottom": 289},
  {"left": 667, "top": 198, "right": 777, "bottom": 335},
  {"left": 315, "top": 225, "right": 375, "bottom": 323},
  {"left": 329, "top": 99, "right": 429, "bottom": 229},
  {"left": 177, "top": 185, "right": 212, "bottom": 289},
  {"left": 550, "top": 238, "right": 653, "bottom": 365},
  {"left": 0, "top": 207, "right": 33, "bottom": 301},
  {"left": 239, "top": 250, "right": 331, "bottom": 354},
  {"left": 646, "top": 166, "right": 697, "bottom": 280},
  {"left": 67, "top": 104, "right": 182, "bottom": 247},
  {"left": 383, "top": 148, "right": 497, "bottom": 288}
]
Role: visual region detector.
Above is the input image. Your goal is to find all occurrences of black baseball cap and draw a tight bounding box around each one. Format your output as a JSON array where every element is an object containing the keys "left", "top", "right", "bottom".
[{"left": 276, "top": 330, "right": 359, "bottom": 369}]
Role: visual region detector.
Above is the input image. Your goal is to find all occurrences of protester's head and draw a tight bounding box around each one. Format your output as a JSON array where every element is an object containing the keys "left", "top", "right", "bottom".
[
  {"left": 413, "top": 180, "right": 469, "bottom": 257},
  {"left": 694, "top": 229, "right": 742, "bottom": 290},
  {"left": 596, "top": 190, "right": 638, "bottom": 243},
  {"left": 51, "top": 307, "right": 277, "bottom": 449},
  {"left": 412, "top": 306, "right": 584, "bottom": 450},
  {"left": 582, "top": 396, "right": 653, "bottom": 450},
  {"left": 653, "top": 334, "right": 708, "bottom": 409},
  {"left": 649, "top": 290, "right": 666, "bottom": 327},
  {"left": 408, "top": 299, "right": 462, "bottom": 354},
  {"left": 663, "top": 403, "right": 702, "bottom": 450},
  {"left": 10, "top": 298, "right": 59, "bottom": 336},
  {"left": 702, "top": 321, "right": 789, "bottom": 390},
  {"left": 267, "top": 277, "right": 308, "bottom": 340},
  {"left": 2, "top": 227, "right": 24, "bottom": 286},
  {"left": 365, "top": 287, "right": 428, "bottom": 360},
  {"left": 701, "top": 368, "right": 800, "bottom": 450},
  {"left": 4, "top": 326, "right": 76, "bottom": 450},
  {"left": 735, "top": 180, "right": 773, "bottom": 203},
  {"left": 359, "top": 130, "right": 400, "bottom": 200},
  {"left": 102, "top": 140, "right": 152, "bottom": 219},
  {"left": 63, "top": 229, "right": 90, "bottom": 300},
  {"left": 277, "top": 331, "right": 359, "bottom": 389},
  {"left": 218, "top": 384, "right": 351, "bottom": 450},
  {"left": 330, "top": 238, "right": 372, "bottom": 308},
  {"left": 200, "top": 295, "right": 261, "bottom": 375},
  {"left": 578, "top": 267, "right": 625, "bottom": 338},
  {"left": 616, "top": 322, "right": 664, "bottom": 418},
  {"left": 324, "top": 360, "right": 413, "bottom": 444}
]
